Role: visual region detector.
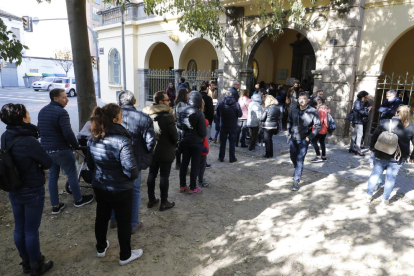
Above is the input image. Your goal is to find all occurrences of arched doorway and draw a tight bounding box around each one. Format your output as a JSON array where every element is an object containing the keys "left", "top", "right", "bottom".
[
  {"left": 248, "top": 29, "right": 316, "bottom": 89},
  {"left": 372, "top": 27, "right": 414, "bottom": 127},
  {"left": 145, "top": 42, "right": 174, "bottom": 101}
]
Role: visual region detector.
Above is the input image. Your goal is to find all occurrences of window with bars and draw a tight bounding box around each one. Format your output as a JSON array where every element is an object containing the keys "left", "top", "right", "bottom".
[{"left": 108, "top": 48, "right": 121, "bottom": 85}]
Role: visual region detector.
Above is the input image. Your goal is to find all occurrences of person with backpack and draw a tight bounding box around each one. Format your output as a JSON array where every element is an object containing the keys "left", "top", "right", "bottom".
[
  {"left": 366, "top": 105, "right": 414, "bottom": 206},
  {"left": 310, "top": 97, "right": 330, "bottom": 163},
  {"left": 349, "top": 91, "right": 372, "bottom": 156},
  {"left": 87, "top": 103, "right": 142, "bottom": 265},
  {"left": 0, "top": 103, "right": 54, "bottom": 276}
]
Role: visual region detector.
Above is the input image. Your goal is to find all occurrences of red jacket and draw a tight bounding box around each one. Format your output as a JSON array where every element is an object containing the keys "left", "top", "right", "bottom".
[{"left": 202, "top": 119, "right": 209, "bottom": 156}]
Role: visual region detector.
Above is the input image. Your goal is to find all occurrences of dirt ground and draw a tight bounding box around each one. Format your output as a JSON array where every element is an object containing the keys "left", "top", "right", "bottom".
[{"left": 1, "top": 145, "right": 414, "bottom": 276}]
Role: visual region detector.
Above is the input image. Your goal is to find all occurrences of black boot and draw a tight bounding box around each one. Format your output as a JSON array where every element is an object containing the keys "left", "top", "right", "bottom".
[
  {"left": 20, "top": 256, "right": 30, "bottom": 274},
  {"left": 30, "top": 255, "right": 53, "bottom": 276}
]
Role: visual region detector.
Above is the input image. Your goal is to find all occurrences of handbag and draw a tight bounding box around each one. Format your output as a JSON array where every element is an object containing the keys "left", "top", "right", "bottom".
[
  {"left": 374, "top": 119, "right": 400, "bottom": 160},
  {"left": 346, "top": 110, "right": 354, "bottom": 121}
]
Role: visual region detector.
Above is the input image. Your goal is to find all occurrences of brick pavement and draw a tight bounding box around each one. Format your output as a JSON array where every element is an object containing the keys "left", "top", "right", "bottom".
[{"left": 211, "top": 132, "right": 414, "bottom": 204}]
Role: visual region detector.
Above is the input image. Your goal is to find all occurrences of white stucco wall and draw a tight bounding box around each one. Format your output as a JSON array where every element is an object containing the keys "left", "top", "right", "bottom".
[{"left": 358, "top": 2, "right": 414, "bottom": 73}]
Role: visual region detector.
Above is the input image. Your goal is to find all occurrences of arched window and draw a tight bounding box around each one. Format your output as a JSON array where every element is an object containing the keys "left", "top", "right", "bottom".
[
  {"left": 108, "top": 48, "right": 121, "bottom": 85},
  {"left": 187, "top": 59, "right": 197, "bottom": 72}
]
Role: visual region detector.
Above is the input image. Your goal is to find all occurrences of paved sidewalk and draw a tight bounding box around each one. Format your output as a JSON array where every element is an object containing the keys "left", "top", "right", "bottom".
[{"left": 211, "top": 132, "right": 414, "bottom": 204}]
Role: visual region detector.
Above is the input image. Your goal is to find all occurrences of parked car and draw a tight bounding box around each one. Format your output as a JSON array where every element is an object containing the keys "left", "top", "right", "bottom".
[
  {"left": 51, "top": 77, "right": 77, "bottom": 97},
  {"left": 32, "top": 77, "right": 58, "bottom": 91}
]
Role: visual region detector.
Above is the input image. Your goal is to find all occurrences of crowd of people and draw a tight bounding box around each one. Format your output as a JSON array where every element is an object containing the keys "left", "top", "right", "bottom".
[{"left": 1, "top": 77, "right": 414, "bottom": 275}]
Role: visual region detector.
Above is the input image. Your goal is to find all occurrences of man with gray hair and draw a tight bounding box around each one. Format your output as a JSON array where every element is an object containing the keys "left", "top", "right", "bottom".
[
  {"left": 229, "top": 80, "right": 240, "bottom": 102},
  {"left": 378, "top": 90, "right": 402, "bottom": 120},
  {"left": 110, "top": 90, "right": 156, "bottom": 234}
]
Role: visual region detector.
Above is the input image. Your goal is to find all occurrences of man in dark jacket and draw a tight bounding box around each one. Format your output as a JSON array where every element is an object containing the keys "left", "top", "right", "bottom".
[
  {"left": 111, "top": 90, "right": 156, "bottom": 233},
  {"left": 229, "top": 80, "right": 240, "bottom": 102},
  {"left": 288, "top": 92, "right": 321, "bottom": 191},
  {"left": 143, "top": 91, "right": 178, "bottom": 210},
  {"left": 200, "top": 83, "right": 214, "bottom": 138},
  {"left": 38, "top": 88, "right": 94, "bottom": 214},
  {"left": 177, "top": 91, "right": 207, "bottom": 193},
  {"left": 216, "top": 90, "right": 243, "bottom": 162},
  {"left": 178, "top": 77, "right": 188, "bottom": 90},
  {"left": 378, "top": 90, "right": 403, "bottom": 120}
]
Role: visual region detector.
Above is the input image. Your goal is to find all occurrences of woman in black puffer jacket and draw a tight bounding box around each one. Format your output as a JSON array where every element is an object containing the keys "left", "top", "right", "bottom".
[
  {"left": 261, "top": 95, "right": 280, "bottom": 158},
  {"left": 177, "top": 91, "right": 207, "bottom": 194},
  {"left": 1, "top": 103, "right": 53, "bottom": 276},
  {"left": 87, "top": 103, "right": 141, "bottom": 266}
]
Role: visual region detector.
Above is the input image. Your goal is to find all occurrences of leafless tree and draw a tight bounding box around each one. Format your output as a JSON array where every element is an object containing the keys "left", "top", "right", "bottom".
[{"left": 55, "top": 48, "right": 73, "bottom": 77}]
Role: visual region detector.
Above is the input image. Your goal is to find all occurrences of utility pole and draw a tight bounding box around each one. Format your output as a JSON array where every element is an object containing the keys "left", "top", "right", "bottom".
[{"left": 121, "top": 6, "right": 127, "bottom": 90}]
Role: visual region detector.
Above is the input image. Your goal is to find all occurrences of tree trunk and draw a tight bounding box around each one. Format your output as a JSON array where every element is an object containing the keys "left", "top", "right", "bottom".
[{"left": 66, "top": 0, "right": 97, "bottom": 130}]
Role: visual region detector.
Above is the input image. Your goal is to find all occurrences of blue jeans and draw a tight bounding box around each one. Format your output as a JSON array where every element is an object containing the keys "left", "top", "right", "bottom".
[
  {"left": 48, "top": 149, "right": 82, "bottom": 206},
  {"left": 9, "top": 187, "right": 45, "bottom": 263},
  {"left": 289, "top": 139, "right": 310, "bottom": 182},
  {"left": 278, "top": 106, "right": 284, "bottom": 131},
  {"left": 219, "top": 127, "right": 237, "bottom": 161},
  {"left": 111, "top": 171, "right": 141, "bottom": 227},
  {"left": 367, "top": 157, "right": 403, "bottom": 200}
]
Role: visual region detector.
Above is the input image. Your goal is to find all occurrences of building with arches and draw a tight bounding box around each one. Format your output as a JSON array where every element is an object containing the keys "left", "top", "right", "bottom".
[{"left": 96, "top": 0, "right": 414, "bottom": 143}]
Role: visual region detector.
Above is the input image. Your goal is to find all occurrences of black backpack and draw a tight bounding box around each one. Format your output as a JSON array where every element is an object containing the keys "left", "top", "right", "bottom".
[{"left": 0, "top": 134, "right": 25, "bottom": 192}]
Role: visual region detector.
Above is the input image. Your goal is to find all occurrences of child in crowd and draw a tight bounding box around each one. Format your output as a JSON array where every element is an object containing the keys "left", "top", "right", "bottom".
[{"left": 213, "top": 105, "right": 220, "bottom": 144}]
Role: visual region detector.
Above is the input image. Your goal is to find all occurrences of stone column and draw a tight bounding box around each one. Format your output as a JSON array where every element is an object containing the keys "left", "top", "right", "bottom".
[
  {"left": 223, "top": 7, "right": 244, "bottom": 91},
  {"left": 323, "top": 0, "right": 366, "bottom": 144},
  {"left": 239, "top": 69, "right": 253, "bottom": 91},
  {"left": 215, "top": 69, "right": 224, "bottom": 101},
  {"left": 174, "top": 69, "right": 185, "bottom": 91},
  {"left": 137, "top": 68, "right": 149, "bottom": 108}
]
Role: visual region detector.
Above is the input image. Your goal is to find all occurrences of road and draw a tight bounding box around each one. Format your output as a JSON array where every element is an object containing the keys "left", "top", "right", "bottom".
[{"left": 0, "top": 87, "right": 103, "bottom": 135}]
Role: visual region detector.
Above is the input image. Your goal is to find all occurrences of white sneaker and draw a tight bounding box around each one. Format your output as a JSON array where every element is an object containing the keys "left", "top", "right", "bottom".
[
  {"left": 381, "top": 200, "right": 390, "bottom": 206},
  {"left": 97, "top": 240, "right": 109, "bottom": 258},
  {"left": 119, "top": 249, "right": 143, "bottom": 266},
  {"left": 366, "top": 194, "right": 373, "bottom": 203}
]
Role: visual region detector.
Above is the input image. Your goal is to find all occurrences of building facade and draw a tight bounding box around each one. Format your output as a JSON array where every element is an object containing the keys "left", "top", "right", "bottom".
[{"left": 95, "top": 0, "right": 414, "bottom": 143}]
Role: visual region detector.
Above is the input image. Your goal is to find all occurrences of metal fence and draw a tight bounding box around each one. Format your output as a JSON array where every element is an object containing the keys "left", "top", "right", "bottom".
[
  {"left": 147, "top": 69, "right": 174, "bottom": 101},
  {"left": 182, "top": 70, "right": 217, "bottom": 91},
  {"left": 372, "top": 72, "right": 414, "bottom": 131},
  {"left": 147, "top": 69, "right": 218, "bottom": 101}
]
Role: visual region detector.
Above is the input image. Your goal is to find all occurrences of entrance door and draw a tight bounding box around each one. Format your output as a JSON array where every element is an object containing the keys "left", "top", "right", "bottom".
[{"left": 2, "top": 63, "right": 19, "bottom": 87}]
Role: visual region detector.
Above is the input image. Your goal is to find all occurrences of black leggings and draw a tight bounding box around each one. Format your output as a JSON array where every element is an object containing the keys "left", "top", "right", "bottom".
[{"left": 311, "top": 134, "right": 327, "bottom": 157}]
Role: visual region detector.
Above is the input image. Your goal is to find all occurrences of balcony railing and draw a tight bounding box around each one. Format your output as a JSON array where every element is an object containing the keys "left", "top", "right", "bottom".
[{"left": 97, "top": 2, "right": 154, "bottom": 26}]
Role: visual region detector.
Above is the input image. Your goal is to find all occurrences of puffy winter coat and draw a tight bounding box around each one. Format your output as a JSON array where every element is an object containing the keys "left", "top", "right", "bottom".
[
  {"left": 379, "top": 97, "right": 403, "bottom": 120},
  {"left": 247, "top": 94, "right": 263, "bottom": 127},
  {"left": 87, "top": 123, "right": 139, "bottom": 192},
  {"left": 2, "top": 123, "right": 53, "bottom": 189},
  {"left": 229, "top": 87, "right": 240, "bottom": 102},
  {"left": 143, "top": 104, "right": 178, "bottom": 163},
  {"left": 177, "top": 91, "right": 207, "bottom": 144},
  {"left": 370, "top": 117, "right": 411, "bottom": 162},
  {"left": 216, "top": 96, "right": 242, "bottom": 129},
  {"left": 121, "top": 105, "right": 156, "bottom": 170},
  {"left": 288, "top": 105, "right": 321, "bottom": 141},
  {"left": 261, "top": 104, "right": 280, "bottom": 128},
  {"left": 38, "top": 101, "right": 79, "bottom": 150},
  {"left": 238, "top": 96, "right": 252, "bottom": 120},
  {"left": 352, "top": 98, "right": 369, "bottom": 124}
]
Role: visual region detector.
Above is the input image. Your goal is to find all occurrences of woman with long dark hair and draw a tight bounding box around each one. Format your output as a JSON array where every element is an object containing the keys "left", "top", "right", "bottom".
[
  {"left": 174, "top": 88, "right": 189, "bottom": 170},
  {"left": 1, "top": 103, "right": 53, "bottom": 276},
  {"left": 87, "top": 103, "right": 142, "bottom": 265},
  {"left": 310, "top": 97, "right": 331, "bottom": 163}
]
